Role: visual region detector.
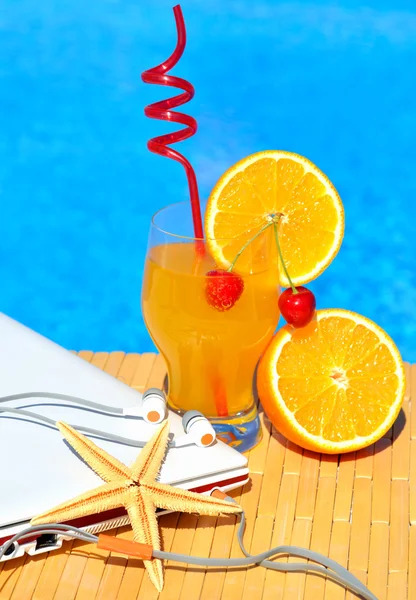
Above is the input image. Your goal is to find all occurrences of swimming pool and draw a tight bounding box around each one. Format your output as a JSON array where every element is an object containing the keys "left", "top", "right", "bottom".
[{"left": 1, "top": 0, "right": 415, "bottom": 361}]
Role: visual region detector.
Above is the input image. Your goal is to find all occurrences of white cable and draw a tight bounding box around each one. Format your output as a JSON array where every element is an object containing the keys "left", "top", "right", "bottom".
[
  {"left": 0, "top": 520, "right": 378, "bottom": 599},
  {"left": 0, "top": 392, "right": 125, "bottom": 414},
  {"left": 0, "top": 393, "right": 199, "bottom": 448},
  {"left": 0, "top": 390, "right": 166, "bottom": 425},
  {"left": 0, "top": 405, "right": 149, "bottom": 447}
]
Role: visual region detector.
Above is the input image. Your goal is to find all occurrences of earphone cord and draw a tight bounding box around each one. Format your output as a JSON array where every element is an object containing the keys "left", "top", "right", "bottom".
[
  {"left": 0, "top": 392, "right": 147, "bottom": 447},
  {"left": 0, "top": 517, "right": 377, "bottom": 600},
  {"left": 0, "top": 392, "right": 125, "bottom": 414},
  {"left": 0, "top": 394, "right": 378, "bottom": 598}
]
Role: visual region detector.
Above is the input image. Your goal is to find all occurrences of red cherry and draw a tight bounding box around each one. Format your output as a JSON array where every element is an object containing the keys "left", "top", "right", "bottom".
[
  {"left": 278, "top": 286, "right": 316, "bottom": 328},
  {"left": 205, "top": 269, "right": 244, "bottom": 312}
]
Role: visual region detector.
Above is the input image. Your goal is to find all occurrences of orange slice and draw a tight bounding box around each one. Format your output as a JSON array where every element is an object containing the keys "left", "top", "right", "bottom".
[
  {"left": 205, "top": 151, "right": 344, "bottom": 286},
  {"left": 257, "top": 309, "right": 405, "bottom": 453}
]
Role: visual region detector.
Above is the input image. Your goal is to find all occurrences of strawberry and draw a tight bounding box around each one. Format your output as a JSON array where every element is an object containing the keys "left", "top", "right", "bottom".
[{"left": 205, "top": 269, "right": 244, "bottom": 312}]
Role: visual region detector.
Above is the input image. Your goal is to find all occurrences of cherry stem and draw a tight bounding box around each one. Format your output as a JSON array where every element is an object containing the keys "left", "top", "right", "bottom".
[
  {"left": 225, "top": 216, "right": 298, "bottom": 296},
  {"left": 227, "top": 221, "right": 273, "bottom": 272},
  {"left": 273, "top": 221, "right": 298, "bottom": 294}
]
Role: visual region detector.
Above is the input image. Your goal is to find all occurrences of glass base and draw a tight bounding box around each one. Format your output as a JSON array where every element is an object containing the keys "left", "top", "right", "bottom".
[{"left": 208, "top": 404, "right": 262, "bottom": 453}]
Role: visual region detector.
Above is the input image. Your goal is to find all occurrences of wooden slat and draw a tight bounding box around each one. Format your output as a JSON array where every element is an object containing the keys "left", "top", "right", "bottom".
[
  {"left": 257, "top": 431, "right": 286, "bottom": 517},
  {"left": 408, "top": 525, "right": 416, "bottom": 600},
  {"left": 283, "top": 441, "right": 303, "bottom": 476},
  {"left": 77, "top": 351, "right": 94, "bottom": 362},
  {"left": 333, "top": 454, "right": 355, "bottom": 522},
  {"left": 371, "top": 438, "right": 392, "bottom": 524},
  {"left": 367, "top": 523, "right": 389, "bottom": 600},
  {"left": 271, "top": 475, "right": 300, "bottom": 548},
  {"left": 319, "top": 454, "right": 338, "bottom": 479},
  {"left": 410, "top": 441, "right": 416, "bottom": 525},
  {"left": 303, "top": 477, "right": 336, "bottom": 599},
  {"left": 296, "top": 450, "right": 319, "bottom": 520},
  {"left": 209, "top": 476, "right": 261, "bottom": 600},
  {"left": 199, "top": 515, "right": 240, "bottom": 600},
  {"left": 32, "top": 545, "right": 77, "bottom": 600},
  {"left": 348, "top": 478, "right": 372, "bottom": 572},
  {"left": 0, "top": 556, "right": 29, "bottom": 600},
  {"left": 241, "top": 516, "right": 273, "bottom": 600},
  {"left": 158, "top": 513, "right": 199, "bottom": 600},
  {"left": 282, "top": 519, "right": 312, "bottom": 600},
  {"left": 210, "top": 485, "right": 245, "bottom": 600},
  {"left": 103, "top": 351, "right": 126, "bottom": 377},
  {"left": 247, "top": 412, "right": 271, "bottom": 474},
  {"left": 295, "top": 450, "right": 320, "bottom": 520},
  {"left": 411, "top": 364, "right": 416, "bottom": 438},
  {"left": 325, "top": 520, "right": 350, "bottom": 600},
  {"left": 387, "top": 572, "right": 408, "bottom": 600},
  {"left": 355, "top": 445, "right": 374, "bottom": 479},
  {"left": 4, "top": 552, "right": 42, "bottom": 600},
  {"left": 262, "top": 473, "right": 300, "bottom": 600},
  {"left": 404, "top": 362, "right": 411, "bottom": 401},
  {"left": 345, "top": 570, "right": 367, "bottom": 600},
  {"left": 108, "top": 529, "right": 145, "bottom": 600},
  {"left": 115, "top": 353, "right": 142, "bottom": 385},
  {"left": 201, "top": 473, "right": 263, "bottom": 600},
  {"left": 145, "top": 354, "right": 168, "bottom": 390},
  {"left": 178, "top": 515, "right": 217, "bottom": 600},
  {"left": 77, "top": 530, "right": 130, "bottom": 600},
  {"left": 130, "top": 353, "right": 157, "bottom": 393},
  {"left": 137, "top": 513, "right": 180, "bottom": 599},
  {"left": 90, "top": 352, "right": 110, "bottom": 371},
  {"left": 95, "top": 561, "right": 126, "bottom": 600},
  {"left": 52, "top": 542, "right": 93, "bottom": 600},
  {"left": 392, "top": 403, "right": 410, "bottom": 480},
  {"left": 410, "top": 366, "right": 416, "bottom": 441},
  {"left": 389, "top": 480, "right": 409, "bottom": 572}
]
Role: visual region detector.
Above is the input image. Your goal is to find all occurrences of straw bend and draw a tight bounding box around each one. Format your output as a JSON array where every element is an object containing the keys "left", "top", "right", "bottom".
[{"left": 141, "top": 4, "right": 203, "bottom": 239}]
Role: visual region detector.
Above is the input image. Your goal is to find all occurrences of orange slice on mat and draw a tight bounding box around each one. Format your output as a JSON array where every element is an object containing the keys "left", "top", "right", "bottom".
[
  {"left": 205, "top": 151, "right": 344, "bottom": 286},
  {"left": 257, "top": 309, "right": 405, "bottom": 453}
]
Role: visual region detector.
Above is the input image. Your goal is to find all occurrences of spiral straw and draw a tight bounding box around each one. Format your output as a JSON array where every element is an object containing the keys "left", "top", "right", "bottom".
[{"left": 141, "top": 5, "right": 204, "bottom": 241}]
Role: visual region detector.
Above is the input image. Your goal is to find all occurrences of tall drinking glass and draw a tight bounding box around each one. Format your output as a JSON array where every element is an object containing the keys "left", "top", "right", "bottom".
[{"left": 142, "top": 202, "right": 280, "bottom": 451}]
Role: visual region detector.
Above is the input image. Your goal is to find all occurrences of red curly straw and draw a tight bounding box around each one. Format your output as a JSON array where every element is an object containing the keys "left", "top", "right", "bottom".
[{"left": 141, "top": 5, "right": 204, "bottom": 242}]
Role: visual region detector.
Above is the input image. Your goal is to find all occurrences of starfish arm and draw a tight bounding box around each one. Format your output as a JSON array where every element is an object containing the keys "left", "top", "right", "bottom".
[
  {"left": 126, "top": 487, "right": 164, "bottom": 592},
  {"left": 31, "top": 481, "right": 126, "bottom": 525},
  {"left": 130, "top": 420, "right": 169, "bottom": 484},
  {"left": 57, "top": 421, "right": 131, "bottom": 482},
  {"left": 144, "top": 482, "right": 242, "bottom": 516}
]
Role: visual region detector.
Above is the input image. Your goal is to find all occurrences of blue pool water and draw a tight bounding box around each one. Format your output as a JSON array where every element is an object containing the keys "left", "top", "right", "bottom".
[{"left": 1, "top": 0, "right": 415, "bottom": 360}]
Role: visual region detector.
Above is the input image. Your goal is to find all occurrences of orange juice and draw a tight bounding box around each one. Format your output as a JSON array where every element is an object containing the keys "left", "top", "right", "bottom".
[{"left": 142, "top": 242, "right": 280, "bottom": 417}]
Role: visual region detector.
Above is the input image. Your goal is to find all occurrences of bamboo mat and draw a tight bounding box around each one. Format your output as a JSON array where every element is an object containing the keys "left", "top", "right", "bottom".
[{"left": 0, "top": 352, "right": 414, "bottom": 600}]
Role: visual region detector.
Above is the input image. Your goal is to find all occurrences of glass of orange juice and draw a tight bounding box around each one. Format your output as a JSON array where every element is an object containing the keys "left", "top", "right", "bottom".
[{"left": 142, "top": 202, "right": 280, "bottom": 451}]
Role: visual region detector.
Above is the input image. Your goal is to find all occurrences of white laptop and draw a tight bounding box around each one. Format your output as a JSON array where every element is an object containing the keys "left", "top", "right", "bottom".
[{"left": 0, "top": 313, "right": 249, "bottom": 560}]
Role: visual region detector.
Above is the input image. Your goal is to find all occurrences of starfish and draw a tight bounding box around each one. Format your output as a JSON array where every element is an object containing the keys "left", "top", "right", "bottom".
[{"left": 31, "top": 420, "right": 242, "bottom": 591}]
